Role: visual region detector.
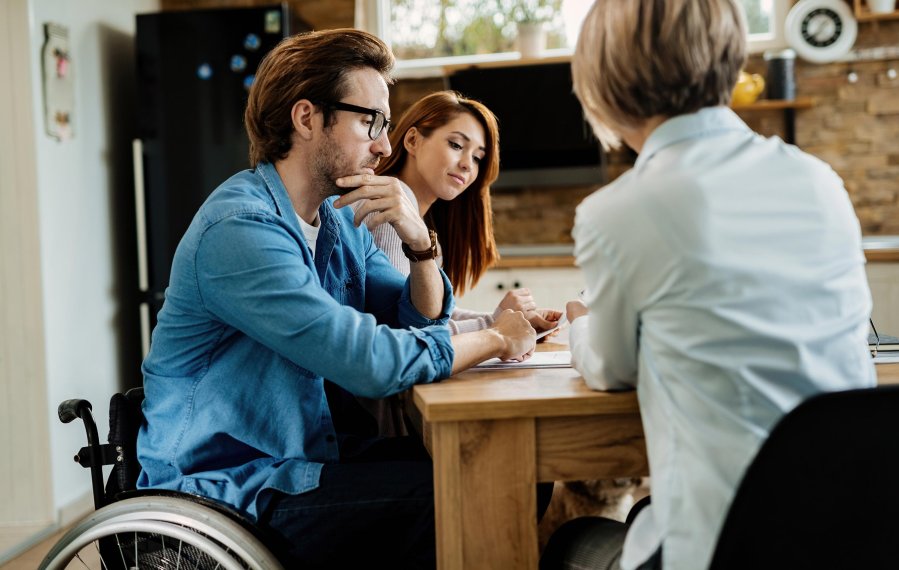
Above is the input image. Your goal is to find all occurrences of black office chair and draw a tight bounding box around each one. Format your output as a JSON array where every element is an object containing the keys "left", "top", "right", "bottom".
[
  {"left": 710, "top": 384, "right": 899, "bottom": 569},
  {"left": 543, "top": 385, "right": 899, "bottom": 569}
]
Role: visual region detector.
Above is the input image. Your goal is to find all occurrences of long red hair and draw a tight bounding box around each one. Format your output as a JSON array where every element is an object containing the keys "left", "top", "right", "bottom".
[{"left": 377, "top": 91, "right": 500, "bottom": 295}]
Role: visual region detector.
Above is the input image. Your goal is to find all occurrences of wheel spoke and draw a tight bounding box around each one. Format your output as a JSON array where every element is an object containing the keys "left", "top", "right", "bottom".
[
  {"left": 115, "top": 534, "right": 128, "bottom": 569},
  {"left": 93, "top": 540, "right": 110, "bottom": 570}
]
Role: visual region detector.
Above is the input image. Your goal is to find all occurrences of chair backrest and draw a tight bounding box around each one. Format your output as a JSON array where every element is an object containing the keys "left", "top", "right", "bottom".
[
  {"left": 104, "top": 387, "right": 145, "bottom": 500},
  {"left": 709, "top": 384, "right": 899, "bottom": 569}
]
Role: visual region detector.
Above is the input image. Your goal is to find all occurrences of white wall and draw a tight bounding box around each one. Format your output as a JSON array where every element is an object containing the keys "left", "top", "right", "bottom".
[{"left": 27, "top": 0, "right": 159, "bottom": 519}]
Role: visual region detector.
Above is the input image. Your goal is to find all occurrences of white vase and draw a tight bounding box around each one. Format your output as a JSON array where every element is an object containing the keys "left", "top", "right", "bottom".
[
  {"left": 516, "top": 22, "right": 545, "bottom": 59},
  {"left": 869, "top": 0, "right": 896, "bottom": 14}
]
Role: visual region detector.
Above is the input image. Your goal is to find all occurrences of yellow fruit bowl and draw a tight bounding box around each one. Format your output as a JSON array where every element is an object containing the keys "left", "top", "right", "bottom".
[{"left": 732, "top": 71, "right": 765, "bottom": 106}]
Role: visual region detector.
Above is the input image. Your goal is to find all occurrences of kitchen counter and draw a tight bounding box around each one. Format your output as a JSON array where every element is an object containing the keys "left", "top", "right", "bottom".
[{"left": 496, "top": 236, "right": 899, "bottom": 268}]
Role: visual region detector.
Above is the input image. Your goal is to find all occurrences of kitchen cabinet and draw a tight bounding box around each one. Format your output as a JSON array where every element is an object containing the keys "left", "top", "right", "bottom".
[{"left": 457, "top": 266, "right": 584, "bottom": 313}]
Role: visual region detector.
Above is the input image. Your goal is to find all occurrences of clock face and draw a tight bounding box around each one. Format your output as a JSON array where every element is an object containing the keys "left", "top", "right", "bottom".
[
  {"left": 801, "top": 8, "right": 842, "bottom": 47},
  {"left": 786, "top": 0, "right": 858, "bottom": 64}
]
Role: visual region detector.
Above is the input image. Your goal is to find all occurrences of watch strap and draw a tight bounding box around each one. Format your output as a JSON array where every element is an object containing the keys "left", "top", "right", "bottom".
[{"left": 402, "top": 229, "right": 438, "bottom": 262}]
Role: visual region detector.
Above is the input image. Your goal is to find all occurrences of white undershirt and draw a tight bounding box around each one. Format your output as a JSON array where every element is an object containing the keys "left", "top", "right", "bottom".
[{"left": 296, "top": 212, "right": 320, "bottom": 257}]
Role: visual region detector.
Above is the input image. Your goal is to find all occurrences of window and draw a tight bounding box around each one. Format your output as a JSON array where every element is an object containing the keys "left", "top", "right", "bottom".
[{"left": 358, "top": 0, "right": 790, "bottom": 75}]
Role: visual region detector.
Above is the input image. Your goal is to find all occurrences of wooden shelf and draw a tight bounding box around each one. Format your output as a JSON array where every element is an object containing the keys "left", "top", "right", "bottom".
[
  {"left": 730, "top": 97, "right": 815, "bottom": 145},
  {"left": 731, "top": 96, "right": 815, "bottom": 111},
  {"left": 853, "top": 0, "right": 899, "bottom": 22}
]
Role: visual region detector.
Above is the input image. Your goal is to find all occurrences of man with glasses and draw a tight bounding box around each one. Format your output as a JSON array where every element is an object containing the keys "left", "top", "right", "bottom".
[{"left": 137, "top": 29, "right": 536, "bottom": 568}]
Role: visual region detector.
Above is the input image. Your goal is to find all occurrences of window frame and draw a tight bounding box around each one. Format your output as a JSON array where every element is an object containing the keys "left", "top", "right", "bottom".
[{"left": 357, "top": 0, "right": 791, "bottom": 78}]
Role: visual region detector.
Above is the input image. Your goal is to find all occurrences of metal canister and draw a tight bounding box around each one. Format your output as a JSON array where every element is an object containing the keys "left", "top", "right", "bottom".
[{"left": 763, "top": 48, "right": 796, "bottom": 100}]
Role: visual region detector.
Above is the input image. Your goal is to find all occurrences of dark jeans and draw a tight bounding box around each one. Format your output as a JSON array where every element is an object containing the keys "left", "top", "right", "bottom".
[
  {"left": 258, "top": 436, "right": 436, "bottom": 569},
  {"left": 257, "top": 434, "right": 554, "bottom": 569}
]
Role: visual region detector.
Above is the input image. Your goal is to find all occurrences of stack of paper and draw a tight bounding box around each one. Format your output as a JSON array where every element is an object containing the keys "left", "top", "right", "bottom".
[{"left": 474, "top": 350, "right": 572, "bottom": 369}]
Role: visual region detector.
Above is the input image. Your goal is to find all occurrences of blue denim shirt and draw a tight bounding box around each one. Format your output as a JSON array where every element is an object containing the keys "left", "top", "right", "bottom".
[{"left": 137, "top": 162, "right": 455, "bottom": 520}]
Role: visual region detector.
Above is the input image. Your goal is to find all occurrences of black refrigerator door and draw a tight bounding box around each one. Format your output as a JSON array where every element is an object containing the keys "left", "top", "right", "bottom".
[{"left": 136, "top": 4, "right": 289, "bottom": 295}]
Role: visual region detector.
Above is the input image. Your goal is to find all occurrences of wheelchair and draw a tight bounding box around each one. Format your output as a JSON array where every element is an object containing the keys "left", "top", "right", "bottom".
[{"left": 39, "top": 388, "right": 284, "bottom": 570}]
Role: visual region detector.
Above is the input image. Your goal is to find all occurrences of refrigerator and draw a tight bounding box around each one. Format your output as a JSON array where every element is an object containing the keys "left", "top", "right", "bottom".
[{"left": 133, "top": 5, "right": 291, "bottom": 356}]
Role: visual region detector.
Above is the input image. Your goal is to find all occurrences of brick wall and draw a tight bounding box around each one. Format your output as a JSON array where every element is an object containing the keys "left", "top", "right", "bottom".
[{"left": 395, "top": 20, "right": 899, "bottom": 243}]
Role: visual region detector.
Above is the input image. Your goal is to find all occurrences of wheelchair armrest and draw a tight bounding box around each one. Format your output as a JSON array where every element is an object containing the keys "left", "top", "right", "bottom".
[{"left": 58, "top": 398, "right": 93, "bottom": 423}]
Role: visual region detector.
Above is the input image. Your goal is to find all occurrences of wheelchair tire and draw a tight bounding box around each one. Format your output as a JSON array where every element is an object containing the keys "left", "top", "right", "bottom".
[{"left": 39, "top": 495, "right": 283, "bottom": 570}]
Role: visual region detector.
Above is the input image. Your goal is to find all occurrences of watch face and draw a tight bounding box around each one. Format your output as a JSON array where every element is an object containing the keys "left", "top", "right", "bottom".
[{"left": 801, "top": 8, "right": 842, "bottom": 47}]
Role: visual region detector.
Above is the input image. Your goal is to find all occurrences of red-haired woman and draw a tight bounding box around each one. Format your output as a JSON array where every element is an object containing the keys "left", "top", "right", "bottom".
[
  {"left": 364, "top": 90, "right": 559, "bottom": 334},
  {"left": 355, "top": 90, "right": 560, "bottom": 435}
]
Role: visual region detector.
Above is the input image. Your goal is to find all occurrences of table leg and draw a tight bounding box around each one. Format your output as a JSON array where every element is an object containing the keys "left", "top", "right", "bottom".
[{"left": 431, "top": 418, "right": 538, "bottom": 569}]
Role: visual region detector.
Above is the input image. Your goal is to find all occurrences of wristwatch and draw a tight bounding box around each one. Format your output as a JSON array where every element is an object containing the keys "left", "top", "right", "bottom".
[{"left": 401, "top": 229, "right": 438, "bottom": 262}]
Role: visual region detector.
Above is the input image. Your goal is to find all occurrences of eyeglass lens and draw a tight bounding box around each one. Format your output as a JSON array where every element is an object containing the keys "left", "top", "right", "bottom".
[{"left": 369, "top": 113, "right": 386, "bottom": 140}]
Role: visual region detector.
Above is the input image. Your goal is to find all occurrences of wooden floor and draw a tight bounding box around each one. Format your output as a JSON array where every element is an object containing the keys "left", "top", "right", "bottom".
[{"left": 0, "top": 526, "right": 67, "bottom": 569}]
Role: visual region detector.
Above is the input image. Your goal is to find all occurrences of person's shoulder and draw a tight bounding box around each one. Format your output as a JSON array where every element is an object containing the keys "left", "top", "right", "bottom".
[
  {"left": 199, "top": 168, "right": 279, "bottom": 225},
  {"left": 577, "top": 169, "right": 640, "bottom": 222}
]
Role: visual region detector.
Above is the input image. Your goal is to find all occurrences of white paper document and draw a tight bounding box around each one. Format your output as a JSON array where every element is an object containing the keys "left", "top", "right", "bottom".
[
  {"left": 474, "top": 350, "right": 572, "bottom": 369},
  {"left": 873, "top": 353, "right": 899, "bottom": 364}
]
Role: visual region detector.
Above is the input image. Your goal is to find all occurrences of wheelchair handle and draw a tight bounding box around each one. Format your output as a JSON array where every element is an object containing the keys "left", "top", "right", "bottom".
[
  {"left": 58, "top": 398, "right": 107, "bottom": 510},
  {"left": 58, "top": 398, "right": 92, "bottom": 423}
]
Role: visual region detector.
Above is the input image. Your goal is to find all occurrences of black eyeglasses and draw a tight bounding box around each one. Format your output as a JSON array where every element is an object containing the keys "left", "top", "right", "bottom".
[{"left": 317, "top": 101, "right": 391, "bottom": 141}]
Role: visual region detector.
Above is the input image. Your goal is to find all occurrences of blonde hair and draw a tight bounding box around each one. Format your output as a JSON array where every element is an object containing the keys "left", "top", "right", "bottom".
[
  {"left": 376, "top": 91, "right": 500, "bottom": 295},
  {"left": 572, "top": 0, "right": 747, "bottom": 149}
]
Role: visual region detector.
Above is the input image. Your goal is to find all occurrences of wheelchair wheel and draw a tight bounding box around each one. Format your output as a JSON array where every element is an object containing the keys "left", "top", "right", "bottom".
[{"left": 39, "top": 496, "right": 283, "bottom": 570}]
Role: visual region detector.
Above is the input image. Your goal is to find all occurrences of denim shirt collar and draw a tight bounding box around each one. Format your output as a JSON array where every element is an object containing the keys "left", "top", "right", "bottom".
[{"left": 256, "top": 161, "right": 342, "bottom": 284}]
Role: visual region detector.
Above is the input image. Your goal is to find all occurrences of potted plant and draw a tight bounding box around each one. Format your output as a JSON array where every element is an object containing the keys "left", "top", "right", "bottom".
[{"left": 511, "top": 0, "right": 553, "bottom": 57}]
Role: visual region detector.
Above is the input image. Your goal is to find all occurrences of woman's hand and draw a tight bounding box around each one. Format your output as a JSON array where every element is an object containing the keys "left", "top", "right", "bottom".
[
  {"left": 497, "top": 288, "right": 537, "bottom": 315},
  {"left": 530, "top": 309, "right": 563, "bottom": 342}
]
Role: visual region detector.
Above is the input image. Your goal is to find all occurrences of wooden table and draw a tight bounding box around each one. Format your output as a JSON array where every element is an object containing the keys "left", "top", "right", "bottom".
[{"left": 411, "top": 346, "right": 899, "bottom": 569}]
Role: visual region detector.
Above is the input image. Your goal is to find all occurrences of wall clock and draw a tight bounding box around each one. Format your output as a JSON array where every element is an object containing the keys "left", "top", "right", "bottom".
[{"left": 785, "top": 0, "right": 857, "bottom": 63}]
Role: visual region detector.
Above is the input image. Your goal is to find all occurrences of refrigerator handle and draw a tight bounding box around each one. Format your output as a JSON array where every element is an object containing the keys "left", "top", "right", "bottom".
[
  {"left": 133, "top": 138, "right": 151, "bottom": 357},
  {"left": 133, "top": 138, "right": 149, "bottom": 292}
]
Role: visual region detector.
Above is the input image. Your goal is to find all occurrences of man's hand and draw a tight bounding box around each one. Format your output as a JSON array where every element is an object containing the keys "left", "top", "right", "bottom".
[
  {"left": 492, "top": 309, "right": 537, "bottom": 361},
  {"left": 334, "top": 174, "right": 431, "bottom": 250},
  {"left": 566, "top": 299, "right": 589, "bottom": 323}
]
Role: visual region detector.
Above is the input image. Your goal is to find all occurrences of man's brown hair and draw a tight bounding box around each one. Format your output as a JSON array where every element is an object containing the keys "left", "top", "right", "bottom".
[{"left": 245, "top": 29, "right": 395, "bottom": 166}]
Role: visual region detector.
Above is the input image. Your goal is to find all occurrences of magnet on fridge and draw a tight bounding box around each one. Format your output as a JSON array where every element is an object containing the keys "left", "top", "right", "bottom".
[
  {"left": 244, "top": 33, "right": 261, "bottom": 51},
  {"left": 197, "top": 63, "right": 213, "bottom": 80},
  {"left": 230, "top": 55, "right": 247, "bottom": 73},
  {"left": 265, "top": 10, "right": 281, "bottom": 34}
]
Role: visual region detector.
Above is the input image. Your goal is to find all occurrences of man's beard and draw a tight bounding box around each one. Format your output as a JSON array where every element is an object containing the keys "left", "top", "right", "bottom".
[{"left": 312, "top": 132, "right": 379, "bottom": 198}]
